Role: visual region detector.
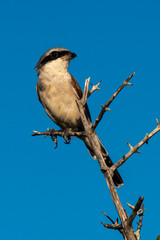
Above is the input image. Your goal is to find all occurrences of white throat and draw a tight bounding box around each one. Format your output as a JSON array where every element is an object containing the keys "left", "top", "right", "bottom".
[{"left": 41, "top": 58, "right": 70, "bottom": 76}]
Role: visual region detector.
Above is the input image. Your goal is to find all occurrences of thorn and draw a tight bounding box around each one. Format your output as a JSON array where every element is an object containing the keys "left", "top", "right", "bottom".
[
  {"left": 156, "top": 118, "right": 159, "bottom": 125},
  {"left": 96, "top": 86, "right": 101, "bottom": 90},
  {"left": 91, "top": 81, "right": 101, "bottom": 90},
  {"left": 101, "top": 104, "right": 111, "bottom": 111},
  {"left": 106, "top": 107, "right": 111, "bottom": 111},
  {"left": 127, "top": 142, "right": 133, "bottom": 150},
  {"left": 115, "top": 218, "right": 118, "bottom": 224},
  {"left": 126, "top": 82, "right": 133, "bottom": 86},
  {"left": 145, "top": 133, "right": 149, "bottom": 144},
  {"left": 145, "top": 133, "right": 149, "bottom": 138},
  {"left": 126, "top": 203, "right": 135, "bottom": 210},
  {"left": 136, "top": 150, "right": 141, "bottom": 154},
  {"left": 135, "top": 229, "right": 141, "bottom": 240},
  {"left": 33, "top": 130, "right": 38, "bottom": 134},
  {"left": 102, "top": 211, "right": 107, "bottom": 217}
]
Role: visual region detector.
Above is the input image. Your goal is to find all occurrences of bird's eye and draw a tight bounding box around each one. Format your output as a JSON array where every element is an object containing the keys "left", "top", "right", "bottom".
[{"left": 52, "top": 51, "right": 58, "bottom": 58}]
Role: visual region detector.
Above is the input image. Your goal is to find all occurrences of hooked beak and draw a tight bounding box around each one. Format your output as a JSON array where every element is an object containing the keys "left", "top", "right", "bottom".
[{"left": 69, "top": 52, "right": 77, "bottom": 59}]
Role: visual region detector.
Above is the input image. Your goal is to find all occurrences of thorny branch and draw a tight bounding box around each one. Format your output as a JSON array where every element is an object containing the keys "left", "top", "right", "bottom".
[
  {"left": 32, "top": 128, "right": 85, "bottom": 148},
  {"left": 87, "top": 81, "right": 101, "bottom": 98},
  {"left": 127, "top": 198, "right": 145, "bottom": 240},
  {"left": 92, "top": 72, "right": 135, "bottom": 129},
  {"left": 127, "top": 197, "right": 144, "bottom": 225},
  {"left": 82, "top": 77, "right": 90, "bottom": 105},
  {"left": 101, "top": 197, "right": 145, "bottom": 240},
  {"left": 101, "top": 211, "right": 126, "bottom": 238},
  {"left": 33, "top": 73, "right": 159, "bottom": 240},
  {"left": 76, "top": 77, "right": 137, "bottom": 240},
  {"left": 101, "top": 222, "right": 122, "bottom": 230},
  {"left": 32, "top": 129, "right": 85, "bottom": 138},
  {"left": 135, "top": 203, "right": 145, "bottom": 240},
  {"left": 75, "top": 75, "right": 159, "bottom": 240},
  {"left": 110, "top": 119, "right": 160, "bottom": 173},
  {"left": 101, "top": 211, "right": 122, "bottom": 233}
]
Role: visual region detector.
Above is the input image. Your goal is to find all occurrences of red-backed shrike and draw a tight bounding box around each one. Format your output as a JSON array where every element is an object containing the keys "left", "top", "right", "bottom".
[{"left": 35, "top": 47, "right": 123, "bottom": 187}]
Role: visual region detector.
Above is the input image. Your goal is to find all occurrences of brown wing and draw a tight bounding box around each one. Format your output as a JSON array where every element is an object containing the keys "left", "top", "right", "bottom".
[
  {"left": 36, "top": 84, "right": 41, "bottom": 103},
  {"left": 71, "top": 75, "right": 83, "bottom": 99},
  {"left": 71, "top": 75, "right": 92, "bottom": 122}
]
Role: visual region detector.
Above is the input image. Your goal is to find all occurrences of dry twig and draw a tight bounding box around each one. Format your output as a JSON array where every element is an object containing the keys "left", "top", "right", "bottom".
[
  {"left": 33, "top": 74, "right": 159, "bottom": 240},
  {"left": 76, "top": 79, "right": 137, "bottom": 240},
  {"left": 101, "top": 211, "right": 126, "bottom": 238},
  {"left": 87, "top": 81, "right": 101, "bottom": 98},
  {"left": 32, "top": 128, "right": 85, "bottom": 148},
  {"left": 135, "top": 203, "right": 145, "bottom": 240},
  {"left": 127, "top": 197, "right": 144, "bottom": 225},
  {"left": 92, "top": 72, "right": 135, "bottom": 129},
  {"left": 110, "top": 119, "right": 160, "bottom": 173},
  {"left": 82, "top": 77, "right": 90, "bottom": 105}
]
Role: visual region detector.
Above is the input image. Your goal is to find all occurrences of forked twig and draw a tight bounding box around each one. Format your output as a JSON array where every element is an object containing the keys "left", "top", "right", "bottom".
[
  {"left": 82, "top": 77, "right": 90, "bottom": 106},
  {"left": 88, "top": 81, "right": 101, "bottom": 97},
  {"left": 127, "top": 197, "right": 144, "bottom": 225},
  {"left": 101, "top": 211, "right": 126, "bottom": 239},
  {"left": 110, "top": 119, "right": 160, "bottom": 173},
  {"left": 92, "top": 72, "right": 135, "bottom": 129},
  {"left": 33, "top": 73, "right": 160, "bottom": 240},
  {"left": 135, "top": 203, "right": 145, "bottom": 240}
]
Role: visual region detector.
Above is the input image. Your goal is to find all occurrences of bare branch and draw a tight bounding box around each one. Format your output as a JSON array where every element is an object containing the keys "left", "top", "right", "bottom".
[
  {"left": 101, "top": 212, "right": 126, "bottom": 239},
  {"left": 92, "top": 72, "right": 135, "bottom": 129},
  {"left": 82, "top": 77, "right": 90, "bottom": 106},
  {"left": 101, "top": 222, "right": 122, "bottom": 230},
  {"left": 33, "top": 73, "right": 160, "bottom": 240},
  {"left": 127, "top": 142, "right": 141, "bottom": 154},
  {"left": 127, "top": 197, "right": 144, "bottom": 225},
  {"left": 102, "top": 211, "right": 115, "bottom": 224},
  {"left": 32, "top": 129, "right": 85, "bottom": 138},
  {"left": 135, "top": 203, "right": 145, "bottom": 240},
  {"left": 127, "top": 202, "right": 145, "bottom": 216},
  {"left": 87, "top": 81, "right": 101, "bottom": 98},
  {"left": 126, "top": 203, "right": 135, "bottom": 211},
  {"left": 76, "top": 99, "right": 108, "bottom": 171},
  {"left": 110, "top": 120, "right": 160, "bottom": 172},
  {"left": 32, "top": 128, "right": 85, "bottom": 148},
  {"left": 76, "top": 98, "right": 137, "bottom": 240}
]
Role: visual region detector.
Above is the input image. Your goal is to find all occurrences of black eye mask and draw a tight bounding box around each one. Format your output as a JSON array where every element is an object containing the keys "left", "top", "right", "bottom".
[
  {"left": 35, "top": 50, "right": 70, "bottom": 70},
  {"left": 41, "top": 51, "right": 69, "bottom": 65}
]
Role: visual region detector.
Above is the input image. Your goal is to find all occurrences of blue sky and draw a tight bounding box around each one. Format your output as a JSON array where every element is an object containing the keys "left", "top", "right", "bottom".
[{"left": 0, "top": 0, "right": 160, "bottom": 239}]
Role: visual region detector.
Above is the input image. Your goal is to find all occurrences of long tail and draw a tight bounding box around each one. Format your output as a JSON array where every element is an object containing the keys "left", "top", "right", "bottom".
[{"left": 82, "top": 136, "right": 124, "bottom": 188}]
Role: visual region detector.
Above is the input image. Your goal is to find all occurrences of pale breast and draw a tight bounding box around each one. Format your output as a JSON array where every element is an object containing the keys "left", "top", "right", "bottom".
[{"left": 37, "top": 74, "right": 82, "bottom": 129}]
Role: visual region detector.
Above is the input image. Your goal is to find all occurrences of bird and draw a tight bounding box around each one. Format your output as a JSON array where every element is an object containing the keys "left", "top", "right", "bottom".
[{"left": 35, "top": 47, "right": 124, "bottom": 187}]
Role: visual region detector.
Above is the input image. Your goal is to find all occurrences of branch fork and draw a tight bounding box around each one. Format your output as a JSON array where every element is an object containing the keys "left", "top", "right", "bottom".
[
  {"left": 92, "top": 72, "right": 135, "bottom": 130},
  {"left": 127, "top": 197, "right": 144, "bottom": 225},
  {"left": 33, "top": 73, "right": 160, "bottom": 240},
  {"left": 88, "top": 81, "right": 101, "bottom": 98},
  {"left": 110, "top": 119, "right": 160, "bottom": 175}
]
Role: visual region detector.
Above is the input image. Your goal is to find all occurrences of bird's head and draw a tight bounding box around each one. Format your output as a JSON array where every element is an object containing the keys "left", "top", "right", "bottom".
[{"left": 35, "top": 47, "right": 77, "bottom": 73}]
